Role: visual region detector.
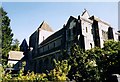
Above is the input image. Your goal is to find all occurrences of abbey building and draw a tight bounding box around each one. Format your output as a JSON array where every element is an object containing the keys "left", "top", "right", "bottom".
[{"left": 20, "top": 10, "right": 120, "bottom": 73}]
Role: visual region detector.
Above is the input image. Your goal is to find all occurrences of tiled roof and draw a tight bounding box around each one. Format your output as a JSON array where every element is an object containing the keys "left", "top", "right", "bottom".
[
  {"left": 8, "top": 51, "right": 24, "bottom": 60},
  {"left": 39, "top": 21, "right": 53, "bottom": 32}
]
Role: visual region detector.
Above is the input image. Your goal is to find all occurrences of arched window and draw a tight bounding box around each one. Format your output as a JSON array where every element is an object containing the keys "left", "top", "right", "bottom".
[{"left": 90, "top": 43, "right": 92, "bottom": 48}]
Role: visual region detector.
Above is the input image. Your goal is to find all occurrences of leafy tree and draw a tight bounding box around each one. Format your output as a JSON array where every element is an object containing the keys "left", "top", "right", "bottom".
[
  {"left": 68, "top": 44, "right": 102, "bottom": 81},
  {"left": 11, "top": 39, "right": 20, "bottom": 51},
  {"left": 101, "top": 40, "right": 120, "bottom": 81},
  {"left": 68, "top": 40, "right": 120, "bottom": 82},
  {"left": 0, "top": 7, "right": 13, "bottom": 65}
]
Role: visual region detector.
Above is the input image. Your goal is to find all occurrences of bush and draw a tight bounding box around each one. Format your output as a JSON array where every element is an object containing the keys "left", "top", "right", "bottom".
[
  {"left": 2, "top": 60, "right": 71, "bottom": 81},
  {"left": 48, "top": 59, "right": 71, "bottom": 81}
]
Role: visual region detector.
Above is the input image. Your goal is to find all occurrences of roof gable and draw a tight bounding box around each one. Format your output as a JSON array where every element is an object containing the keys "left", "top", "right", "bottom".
[
  {"left": 39, "top": 21, "right": 53, "bottom": 32},
  {"left": 65, "top": 16, "right": 77, "bottom": 27},
  {"left": 20, "top": 39, "right": 28, "bottom": 52},
  {"left": 81, "top": 9, "right": 90, "bottom": 18},
  {"left": 20, "top": 39, "right": 28, "bottom": 47}
]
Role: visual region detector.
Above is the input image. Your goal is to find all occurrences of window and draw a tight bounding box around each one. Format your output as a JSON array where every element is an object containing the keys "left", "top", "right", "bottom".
[
  {"left": 43, "top": 46, "right": 44, "bottom": 52},
  {"left": 61, "top": 40, "right": 62, "bottom": 44},
  {"left": 48, "top": 45, "right": 49, "bottom": 50},
  {"left": 91, "top": 29, "right": 93, "bottom": 34},
  {"left": 90, "top": 43, "right": 92, "bottom": 48},
  {"left": 86, "top": 27, "right": 88, "bottom": 33},
  {"left": 54, "top": 42, "right": 55, "bottom": 47},
  {"left": 102, "top": 30, "right": 108, "bottom": 40},
  {"left": 68, "top": 29, "right": 71, "bottom": 37},
  {"left": 43, "top": 36, "right": 44, "bottom": 41}
]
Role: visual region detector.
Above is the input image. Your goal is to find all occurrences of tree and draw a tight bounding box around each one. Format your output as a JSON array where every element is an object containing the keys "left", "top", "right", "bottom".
[
  {"left": 11, "top": 39, "right": 20, "bottom": 51},
  {"left": 101, "top": 40, "right": 120, "bottom": 81},
  {"left": 68, "top": 44, "right": 102, "bottom": 81},
  {"left": 68, "top": 40, "right": 120, "bottom": 82},
  {"left": 1, "top": 7, "right": 13, "bottom": 65}
]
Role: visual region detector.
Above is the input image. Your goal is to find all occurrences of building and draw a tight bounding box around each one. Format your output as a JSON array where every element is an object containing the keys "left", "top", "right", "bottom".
[
  {"left": 7, "top": 51, "right": 24, "bottom": 73},
  {"left": 7, "top": 39, "right": 28, "bottom": 73},
  {"left": 24, "top": 9, "right": 120, "bottom": 73}
]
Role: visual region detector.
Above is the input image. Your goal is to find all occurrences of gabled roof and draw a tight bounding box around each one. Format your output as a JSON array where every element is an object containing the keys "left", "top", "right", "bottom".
[
  {"left": 65, "top": 16, "right": 77, "bottom": 27},
  {"left": 39, "top": 21, "right": 53, "bottom": 32},
  {"left": 20, "top": 39, "right": 28, "bottom": 52},
  {"left": 8, "top": 51, "right": 24, "bottom": 61},
  {"left": 20, "top": 39, "right": 28, "bottom": 48},
  {"left": 81, "top": 9, "right": 90, "bottom": 18}
]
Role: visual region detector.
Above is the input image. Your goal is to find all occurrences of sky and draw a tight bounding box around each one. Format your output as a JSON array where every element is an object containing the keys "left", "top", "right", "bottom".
[
  {"left": 2, "top": 2, "right": 118, "bottom": 44},
  {"left": 0, "top": 0, "right": 119, "bottom": 2}
]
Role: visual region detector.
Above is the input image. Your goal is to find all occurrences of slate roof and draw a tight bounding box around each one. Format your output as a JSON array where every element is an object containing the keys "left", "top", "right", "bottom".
[
  {"left": 8, "top": 51, "right": 24, "bottom": 61},
  {"left": 39, "top": 21, "right": 53, "bottom": 32}
]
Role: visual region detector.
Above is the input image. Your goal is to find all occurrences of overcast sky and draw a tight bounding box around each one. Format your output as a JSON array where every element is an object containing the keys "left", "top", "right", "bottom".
[{"left": 2, "top": 2, "right": 118, "bottom": 44}]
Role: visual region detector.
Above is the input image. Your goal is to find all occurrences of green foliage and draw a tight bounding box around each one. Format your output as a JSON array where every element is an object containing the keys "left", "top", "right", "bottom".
[
  {"left": 11, "top": 39, "right": 20, "bottom": 51},
  {"left": 68, "top": 44, "right": 101, "bottom": 81},
  {"left": 68, "top": 40, "right": 120, "bottom": 81},
  {"left": 2, "top": 61, "right": 48, "bottom": 81},
  {"left": 2, "top": 60, "right": 70, "bottom": 81},
  {"left": 1, "top": 7, "right": 13, "bottom": 65},
  {"left": 101, "top": 40, "right": 120, "bottom": 81},
  {"left": 48, "top": 59, "right": 71, "bottom": 81},
  {"left": 0, "top": 65, "right": 4, "bottom": 82},
  {"left": 1, "top": 40, "right": 120, "bottom": 81}
]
